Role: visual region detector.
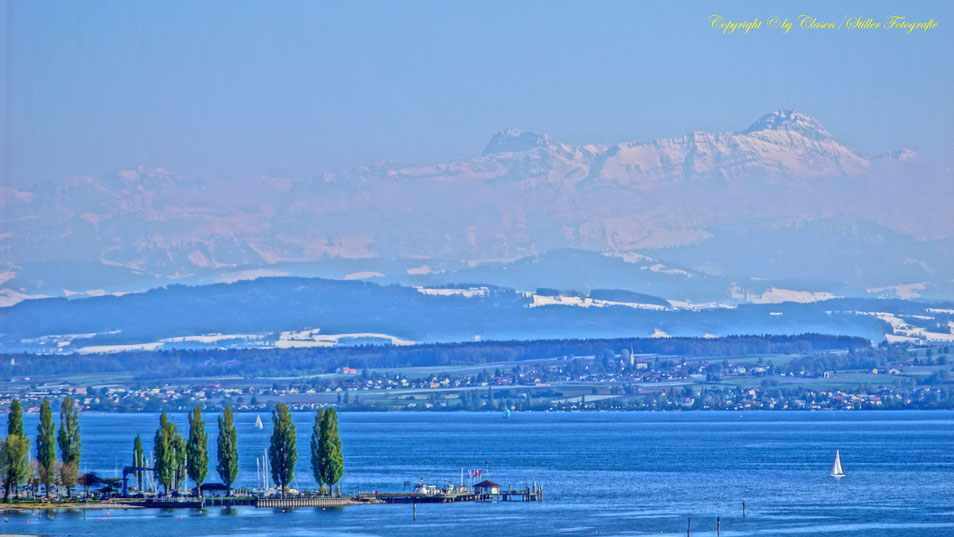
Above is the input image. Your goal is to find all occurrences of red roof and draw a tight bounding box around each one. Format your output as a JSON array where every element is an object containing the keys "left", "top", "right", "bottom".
[{"left": 474, "top": 480, "right": 500, "bottom": 488}]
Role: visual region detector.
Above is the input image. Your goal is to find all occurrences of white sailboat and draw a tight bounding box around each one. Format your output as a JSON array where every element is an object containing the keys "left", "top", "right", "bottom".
[
  {"left": 255, "top": 415, "right": 264, "bottom": 429},
  {"left": 503, "top": 407, "right": 511, "bottom": 419},
  {"left": 829, "top": 449, "right": 845, "bottom": 478}
]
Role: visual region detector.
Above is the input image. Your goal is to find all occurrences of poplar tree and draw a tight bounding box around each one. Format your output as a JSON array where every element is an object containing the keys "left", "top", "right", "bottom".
[
  {"left": 173, "top": 431, "right": 187, "bottom": 493},
  {"left": 57, "top": 397, "right": 81, "bottom": 497},
  {"left": 216, "top": 406, "right": 238, "bottom": 497},
  {"left": 268, "top": 403, "right": 296, "bottom": 498},
  {"left": 0, "top": 434, "right": 30, "bottom": 502},
  {"left": 310, "top": 408, "right": 325, "bottom": 493},
  {"left": 7, "top": 399, "right": 23, "bottom": 436},
  {"left": 318, "top": 408, "right": 344, "bottom": 490},
  {"left": 1, "top": 400, "right": 29, "bottom": 501},
  {"left": 154, "top": 413, "right": 178, "bottom": 495},
  {"left": 133, "top": 435, "right": 145, "bottom": 492},
  {"left": 187, "top": 405, "right": 208, "bottom": 497},
  {"left": 36, "top": 399, "right": 57, "bottom": 497}
]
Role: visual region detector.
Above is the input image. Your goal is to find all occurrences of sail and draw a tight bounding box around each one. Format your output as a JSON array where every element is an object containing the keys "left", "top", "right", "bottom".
[
  {"left": 255, "top": 415, "right": 264, "bottom": 429},
  {"left": 830, "top": 449, "right": 845, "bottom": 477}
]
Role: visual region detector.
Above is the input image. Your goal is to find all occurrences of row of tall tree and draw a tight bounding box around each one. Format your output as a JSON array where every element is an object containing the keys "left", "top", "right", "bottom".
[
  {"left": 269, "top": 403, "right": 343, "bottom": 497},
  {"left": 147, "top": 404, "right": 342, "bottom": 498},
  {"left": 1, "top": 400, "right": 343, "bottom": 502},
  {"left": 151, "top": 406, "right": 224, "bottom": 497},
  {"left": 0, "top": 398, "right": 81, "bottom": 502}
]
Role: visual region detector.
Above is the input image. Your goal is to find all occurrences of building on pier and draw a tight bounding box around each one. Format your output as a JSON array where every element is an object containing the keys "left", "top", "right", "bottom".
[{"left": 473, "top": 480, "right": 500, "bottom": 495}]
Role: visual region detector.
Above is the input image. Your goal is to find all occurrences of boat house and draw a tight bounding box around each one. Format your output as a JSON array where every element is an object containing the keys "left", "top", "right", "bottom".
[
  {"left": 413, "top": 482, "right": 438, "bottom": 495},
  {"left": 474, "top": 480, "right": 500, "bottom": 495}
]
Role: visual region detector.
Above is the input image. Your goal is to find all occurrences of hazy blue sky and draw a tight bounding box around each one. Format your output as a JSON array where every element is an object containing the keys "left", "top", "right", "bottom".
[{"left": 4, "top": 0, "right": 952, "bottom": 185}]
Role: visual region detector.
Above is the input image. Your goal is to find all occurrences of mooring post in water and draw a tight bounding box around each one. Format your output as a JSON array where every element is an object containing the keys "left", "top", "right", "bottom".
[
  {"left": 717, "top": 516, "right": 720, "bottom": 536},
  {"left": 413, "top": 502, "right": 416, "bottom": 521},
  {"left": 687, "top": 516, "right": 691, "bottom": 537},
  {"left": 743, "top": 501, "right": 746, "bottom": 518}
]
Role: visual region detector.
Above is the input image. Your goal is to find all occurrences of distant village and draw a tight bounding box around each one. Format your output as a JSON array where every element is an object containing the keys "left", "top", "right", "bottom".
[{"left": 3, "top": 344, "right": 951, "bottom": 413}]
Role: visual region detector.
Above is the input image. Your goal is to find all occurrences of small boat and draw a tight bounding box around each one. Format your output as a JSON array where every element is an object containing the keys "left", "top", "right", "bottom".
[
  {"left": 503, "top": 407, "right": 511, "bottom": 419},
  {"left": 829, "top": 449, "right": 845, "bottom": 478},
  {"left": 255, "top": 415, "right": 264, "bottom": 429}
]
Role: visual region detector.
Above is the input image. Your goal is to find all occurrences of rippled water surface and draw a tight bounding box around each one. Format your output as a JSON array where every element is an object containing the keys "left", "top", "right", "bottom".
[{"left": 5, "top": 411, "right": 953, "bottom": 536}]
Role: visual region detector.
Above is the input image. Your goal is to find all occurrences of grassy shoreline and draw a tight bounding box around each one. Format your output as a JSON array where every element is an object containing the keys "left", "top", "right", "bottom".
[{"left": 0, "top": 500, "right": 142, "bottom": 511}]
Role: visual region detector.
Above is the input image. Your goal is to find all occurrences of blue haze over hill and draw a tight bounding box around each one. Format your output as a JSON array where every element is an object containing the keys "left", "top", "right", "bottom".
[{"left": 3, "top": 276, "right": 950, "bottom": 354}]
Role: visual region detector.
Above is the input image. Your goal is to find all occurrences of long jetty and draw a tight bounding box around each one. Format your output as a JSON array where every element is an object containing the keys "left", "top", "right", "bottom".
[
  {"left": 135, "top": 496, "right": 356, "bottom": 509},
  {"left": 127, "top": 485, "right": 542, "bottom": 509},
  {"left": 363, "top": 485, "right": 543, "bottom": 504}
]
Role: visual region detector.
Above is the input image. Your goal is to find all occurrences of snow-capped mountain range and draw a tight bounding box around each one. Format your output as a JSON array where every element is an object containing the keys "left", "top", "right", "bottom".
[{"left": 2, "top": 110, "right": 951, "bottom": 304}]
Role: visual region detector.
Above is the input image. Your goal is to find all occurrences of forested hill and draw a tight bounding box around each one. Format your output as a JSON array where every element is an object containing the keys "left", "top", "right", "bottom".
[{"left": 0, "top": 276, "right": 944, "bottom": 353}]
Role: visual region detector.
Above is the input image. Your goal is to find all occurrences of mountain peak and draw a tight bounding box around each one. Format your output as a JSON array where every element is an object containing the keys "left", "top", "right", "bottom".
[
  {"left": 482, "top": 129, "right": 555, "bottom": 156},
  {"left": 741, "top": 109, "right": 833, "bottom": 141}
]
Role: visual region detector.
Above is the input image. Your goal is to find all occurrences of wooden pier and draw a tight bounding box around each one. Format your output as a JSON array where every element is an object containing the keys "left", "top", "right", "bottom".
[
  {"left": 253, "top": 497, "right": 354, "bottom": 508},
  {"left": 139, "top": 499, "right": 205, "bottom": 509},
  {"left": 132, "top": 496, "right": 354, "bottom": 509},
  {"left": 364, "top": 485, "right": 542, "bottom": 504},
  {"left": 125, "top": 484, "right": 542, "bottom": 510}
]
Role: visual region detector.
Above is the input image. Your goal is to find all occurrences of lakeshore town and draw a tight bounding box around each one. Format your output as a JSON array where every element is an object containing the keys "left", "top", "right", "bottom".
[{"left": 2, "top": 343, "right": 952, "bottom": 413}]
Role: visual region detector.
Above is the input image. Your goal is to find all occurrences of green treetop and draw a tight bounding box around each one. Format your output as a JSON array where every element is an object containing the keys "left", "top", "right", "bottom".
[
  {"left": 187, "top": 405, "right": 209, "bottom": 497},
  {"left": 310, "top": 408, "right": 325, "bottom": 493},
  {"left": 318, "top": 408, "right": 344, "bottom": 490},
  {"left": 36, "top": 399, "right": 57, "bottom": 497},
  {"left": 0, "top": 433, "right": 30, "bottom": 502},
  {"left": 57, "top": 397, "right": 81, "bottom": 465},
  {"left": 268, "top": 402, "right": 297, "bottom": 498},
  {"left": 133, "top": 435, "right": 145, "bottom": 492},
  {"left": 173, "top": 429, "right": 187, "bottom": 492},
  {"left": 7, "top": 399, "right": 23, "bottom": 436},
  {"left": 216, "top": 406, "right": 239, "bottom": 497},
  {"left": 153, "top": 412, "right": 179, "bottom": 495},
  {"left": 57, "top": 397, "right": 81, "bottom": 497}
]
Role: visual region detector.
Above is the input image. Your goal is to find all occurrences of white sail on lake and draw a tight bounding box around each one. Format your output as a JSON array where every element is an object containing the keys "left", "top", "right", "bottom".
[
  {"left": 255, "top": 415, "right": 264, "bottom": 429},
  {"left": 830, "top": 449, "right": 845, "bottom": 478}
]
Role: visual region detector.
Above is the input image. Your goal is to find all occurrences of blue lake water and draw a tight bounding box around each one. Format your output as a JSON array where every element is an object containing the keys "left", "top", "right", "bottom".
[{"left": 4, "top": 411, "right": 953, "bottom": 536}]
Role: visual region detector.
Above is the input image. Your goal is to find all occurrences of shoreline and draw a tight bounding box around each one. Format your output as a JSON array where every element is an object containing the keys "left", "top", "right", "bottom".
[{"left": 1, "top": 501, "right": 142, "bottom": 511}]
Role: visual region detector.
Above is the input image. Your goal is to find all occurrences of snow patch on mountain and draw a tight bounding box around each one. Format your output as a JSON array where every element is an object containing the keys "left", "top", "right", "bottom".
[
  {"left": 603, "top": 252, "right": 653, "bottom": 264},
  {"left": 526, "top": 292, "right": 669, "bottom": 311},
  {"left": 407, "top": 265, "right": 443, "bottom": 275},
  {"left": 276, "top": 328, "right": 414, "bottom": 348},
  {"left": 747, "top": 287, "right": 838, "bottom": 304},
  {"left": 645, "top": 264, "right": 693, "bottom": 277},
  {"left": 482, "top": 129, "right": 559, "bottom": 156},
  {"left": 867, "top": 282, "right": 927, "bottom": 299},
  {"left": 162, "top": 333, "right": 266, "bottom": 344},
  {"left": 417, "top": 286, "right": 489, "bottom": 298},
  {"left": 344, "top": 271, "right": 385, "bottom": 280},
  {"left": 858, "top": 311, "right": 954, "bottom": 343},
  {"left": 78, "top": 342, "right": 163, "bottom": 354},
  {"left": 0, "top": 289, "right": 48, "bottom": 307},
  {"left": 740, "top": 109, "right": 833, "bottom": 140}
]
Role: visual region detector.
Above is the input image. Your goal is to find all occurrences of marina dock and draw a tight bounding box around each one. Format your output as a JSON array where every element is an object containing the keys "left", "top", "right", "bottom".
[
  {"left": 363, "top": 484, "right": 543, "bottom": 504},
  {"left": 123, "top": 484, "right": 542, "bottom": 509},
  {"left": 132, "top": 497, "right": 356, "bottom": 509}
]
